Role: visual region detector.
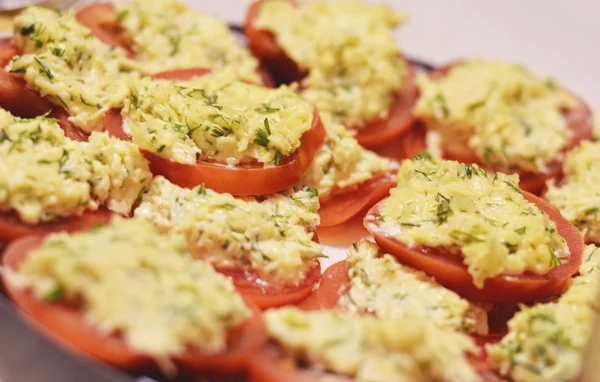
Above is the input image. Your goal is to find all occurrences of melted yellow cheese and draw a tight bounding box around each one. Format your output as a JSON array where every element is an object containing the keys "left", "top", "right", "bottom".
[
  {"left": 0, "top": 109, "right": 150, "bottom": 224},
  {"left": 488, "top": 245, "right": 600, "bottom": 382},
  {"left": 371, "top": 155, "right": 569, "bottom": 288},
  {"left": 115, "top": 0, "right": 261, "bottom": 83},
  {"left": 265, "top": 307, "right": 480, "bottom": 382},
  {"left": 124, "top": 73, "right": 313, "bottom": 165},
  {"left": 134, "top": 177, "right": 323, "bottom": 282},
  {"left": 10, "top": 6, "right": 134, "bottom": 132},
  {"left": 546, "top": 141, "right": 600, "bottom": 243},
  {"left": 414, "top": 60, "right": 577, "bottom": 173},
  {"left": 6, "top": 217, "right": 250, "bottom": 364},
  {"left": 255, "top": 0, "right": 407, "bottom": 127}
]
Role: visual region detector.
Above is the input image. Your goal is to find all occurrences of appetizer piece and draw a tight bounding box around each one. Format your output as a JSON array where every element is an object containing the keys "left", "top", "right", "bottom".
[
  {"left": 411, "top": 59, "right": 593, "bottom": 193},
  {"left": 545, "top": 141, "right": 600, "bottom": 244},
  {"left": 250, "top": 307, "right": 482, "bottom": 382},
  {"left": 487, "top": 245, "right": 600, "bottom": 381},
  {"left": 0, "top": 108, "right": 150, "bottom": 243},
  {"left": 76, "top": 0, "right": 273, "bottom": 85},
  {"left": 106, "top": 72, "right": 325, "bottom": 195},
  {"left": 364, "top": 155, "right": 584, "bottom": 303},
  {"left": 2, "top": 217, "right": 264, "bottom": 375},
  {"left": 133, "top": 176, "right": 324, "bottom": 308},
  {"left": 245, "top": 0, "right": 418, "bottom": 148}
]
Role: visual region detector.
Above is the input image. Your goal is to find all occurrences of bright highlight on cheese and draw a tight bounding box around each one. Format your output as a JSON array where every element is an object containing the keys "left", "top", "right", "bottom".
[
  {"left": 124, "top": 73, "right": 313, "bottom": 165},
  {"left": 115, "top": 0, "right": 262, "bottom": 83},
  {"left": 6, "top": 217, "right": 251, "bottom": 361},
  {"left": 134, "top": 177, "right": 323, "bottom": 283},
  {"left": 255, "top": 0, "right": 407, "bottom": 127},
  {"left": 0, "top": 108, "right": 150, "bottom": 224},
  {"left": 265, "top": 307, "right": 480, "bottom": 382},
  {"left": 546, "top": 141, "right": 600, "bottom": 244},
  {"left": 372, "top": 155, "right": 569, "bottom": 288},
  {"left": 488, "top": 245, "right": 600, "bottom": 382},
  {"left": 414, "top": 60, "right": 577, "bottom": 173}
]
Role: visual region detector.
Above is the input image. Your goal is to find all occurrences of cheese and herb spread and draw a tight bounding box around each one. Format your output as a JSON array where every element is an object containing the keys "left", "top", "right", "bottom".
[
  {"left": 300, "top": 113, "right": 392, "bottom": 199},
  {"left": 6, "top": 217, "right": 250, "bottom": 364},
  {"left": 123, "top": 73, "right": 313, "bottom": 165},
  {"left": 255, "top": 0, "right": 407, "bottom": 127},
  {"left": 115, "top": 0, "right": 261, "bottom": 83},
  {"left": 265, "top": 307, "right": 480, "bottom": 382},
  {"left": 9, "top": 6, "right": 134, "bottom": 132},
  {"left": 372, "top": 155, "right": 569, "bottom": 288},
  {"left": 134, "top": 176, "right": 324, "bottom": 282},
  {"left": 545, "top": 141, "right": 600, "bottom": 243},
  {"left": 414, "top": 60, "right": 577, "bottom": 173},
  {"left": 0, "top": 108, "right": 150, "bottom": 224},
  {"left": 488, "top": 245, "right": 600, "bottom": 382}
]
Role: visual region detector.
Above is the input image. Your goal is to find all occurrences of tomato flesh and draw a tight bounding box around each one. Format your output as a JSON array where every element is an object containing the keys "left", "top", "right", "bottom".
[{"left": 0, "top": 37, "right": 19, "bottom": 67}]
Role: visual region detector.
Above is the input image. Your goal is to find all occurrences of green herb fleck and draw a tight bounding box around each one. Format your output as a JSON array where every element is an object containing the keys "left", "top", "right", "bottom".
[
  {"left": 307, "top": 187, "right": 318, "bottom": 197},
  {"left": 34, "top": 57, "right": 53, "bottom": 80},
  {"left": 255, "top": 103, "right": 280, "bottom": 114},
  {"left": 43, "top": 285, "right": 64, "bottom": 302}
]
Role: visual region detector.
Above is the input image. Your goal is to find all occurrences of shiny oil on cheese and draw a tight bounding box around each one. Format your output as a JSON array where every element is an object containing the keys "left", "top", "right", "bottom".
[
  {"left": 255, "top": 0, "right": 407, "bottom": 127},
  {"left": 414, "top": 60, "right": 576, "bottom": 173},
  {"left": 371, "top": 155, "right": 569, "bottom": 288}
]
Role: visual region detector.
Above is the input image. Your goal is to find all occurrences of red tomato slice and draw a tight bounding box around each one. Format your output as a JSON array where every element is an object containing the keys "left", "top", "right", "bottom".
[
  {"left": 398, "top": 122, "right": 428, "bottom": 159},
  {"left": 76, "top": 3, "right": 135, "bottom": 57},
  {"left": 2, "top": 235, "right": 266, "bottom": 374},
  {"left": 364, "top": 191, "right": 585, "bottom": 303},
  {"left": 104, "top": 107, "right": 326, "bottom": 196},
  {"left": 0, "top": 37, "right": 19, "bottom": 67},
  {"left": 315, "top": 260, "right": 350, "bottom": 309},
  {"left": 0, "top": 70, "right": 52, "bottom": 118},
  {"left": 150, "top": 68, "right": 212, "bottom": 81}
]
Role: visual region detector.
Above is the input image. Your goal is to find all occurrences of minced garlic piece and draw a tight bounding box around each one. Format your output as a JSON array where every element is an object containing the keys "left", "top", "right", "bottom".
[
  {"left": 134, "top": 177, "right": 324, "bottom": 282},
  {"left": 115, "top": 0, "right": 261, "bottom": 83},
  {"left": 123, "top": 73, "right": 313, "bottom": 165},
  {"left": 6, "top": 217, "right": 251, "bottom": 360},
  {"left": 0, "top": 109, "right": 150, "bottom": 224},
  {"left": 265, "top": 307, "right": 480, "bottom": 382},
  {"left": 300, "top": 112, "right": 391, "bottom": 199},
  {"left": 9, "top": 6, "right": 134, "bottom": 132},
  {"left": 546, "top": 141, "right": 600, "bottom": 243},
  {"left": 371, "top": 155, "right": 569, "bottom": 288},
  {"left": 255, "top": 0, "right": 407, "bottom": 127},
  {"left": 488, "top": 245, "right": 600, "bottom": 382},
  {"left": 414, "top": 60, "right": 577, "bottom": 173}
]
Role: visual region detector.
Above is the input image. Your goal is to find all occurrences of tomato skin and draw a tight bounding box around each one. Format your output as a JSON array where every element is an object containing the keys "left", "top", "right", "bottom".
[
  {"left": 364, "top": 191, "right": 585, "bottom": 303},
  {"left": 398, "top": 122, "right": 428, "bottom": 160},
  {"left": 76, "top": 3, "right": 135, "bottom": 57},
  {"left": 104, "top": 107, "right": 326, "bottom": 196},
  {"left": 0, "top": 37, "right": 19, "bottom": 67},
  {"left": 0, "top": 70, "right": 53, "bottom": 118},
  {"left": 315, "top": 260, "right": 350, "bottom": 309}
]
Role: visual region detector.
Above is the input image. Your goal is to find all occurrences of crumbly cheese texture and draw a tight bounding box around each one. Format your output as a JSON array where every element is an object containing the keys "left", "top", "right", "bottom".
[
  {"left": 339, "top": 240, "right": 474, "bottom": 332},
  {"left": 115, "top": 0, "right": 261, "bottom": 82},
  {"left": 124, "top": 73, "right": 313, "bottom": 165},
  {"left": 9, "top": 6, "right": 134, "bottom": 132},
  {"left": 134, "top": 177, "right": 323, "bottom": 282},
  {"left": 488, "top": 245, "right": 600, "bottom": 382},
  {"left": 0, "top": 109, "right": 150, "bottom": 224},
  {"left": 300, "top": 113, "right": 391, "bottom": 199},
  {"left": 255, "top": 0, "right": 407, "bottom": 127},
  {"left": 414, "top": 60, "right": 577, "bottom": 173},
  {"left": 546, "top": 141, "right": 600, "bottom": 244},
  {"left": 265, "top": 308, "right": 480, "bottom": 382},
  {"left": 6, "top": 217, "right": 250, "bottom": 360},
  {"left": 373, "top": 156, "right": 569, "bottom": 288}
]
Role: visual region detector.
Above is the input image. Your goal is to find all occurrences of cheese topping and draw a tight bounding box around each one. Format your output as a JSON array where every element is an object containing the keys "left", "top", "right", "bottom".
[
  {"left": 487, "top": 245, "right": 600, "bottom": 382},
  {"left": 372, "top": 155, "right": 569, "bottom": 288},
  {"left": 134, "top": 177, "right": 323, "bottom": 282},
  {"left": 546, "top": 141, "right": 600, "bottom": 243},
  {"left": 265, "top": 308, "right": 480, "bottom": 382},
  {"left": 115, "top": 0, "right": 261, "bottom": 82},
  {"left": 0, "top": 109, "right": 150, "bottom": 224},
  {"left": 339, "top": 240, "right": 474, "bottom": 332},
  {"left": 10, "top": 6, "right": 134, "bottom": 132},
  {"left": 255, "top": 0, "right": 407, "bottom": 127},
  {"left": 414, "top": 60, "right": 577, "bottom": 173},
  {"left": 123, "top": 73, "right": 313, "bottom": 165},
  {"left": 300, "top": 112, "right": 391, "bottom": 199},
  {"left": 6, "top": 217, "right": 251, "bottom": 361}
]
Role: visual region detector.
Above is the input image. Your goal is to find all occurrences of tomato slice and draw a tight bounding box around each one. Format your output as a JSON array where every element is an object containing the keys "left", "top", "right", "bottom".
[
  {"left": 76, "top": 3, "right": 135, "bottom": 57},
  {"left": 150, "top": 68, "right": 211, "bottom": 81},
  {"left": 364, "top": 191, "right": 585, "bottom": 303},
  {"left": 397, "top": 122, "right": 428, "bottom": 159},
  {"left": 2, "top": 235, "right": 266, "bottom": 374},
  {"left": 0, "top": 70, "right": 53, "bottom": 118},
  {"left": 319, "top": 174, "right": 396, "bottom": 227},
  {"left": 315, "top": 260, "right": 350, "bottom": 309},
  {"left": 0, "top": 37, "right": 19, "bottom": 67},
  {"left": 104, "top": 107, "right": 326, "bottom": 196}
]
